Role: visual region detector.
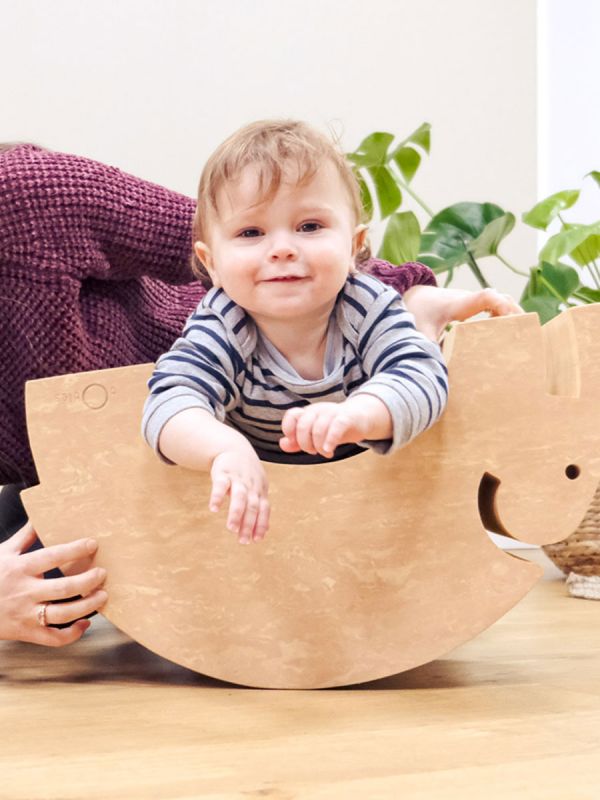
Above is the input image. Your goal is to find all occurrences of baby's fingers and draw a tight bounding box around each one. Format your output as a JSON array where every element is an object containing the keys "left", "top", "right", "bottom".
[
  {"left": 225, "top": 482, "right": 249, "bottom": 538},
  {"left": 280, "top": 407, "right": 304, "bottom": 452},
  {"left": 253, "top": 498, "right": 270, "bottom": 542},
  {"left": 209, "top": 473, "right": 231, "bottom": 513},
  {"left": 237, "top": 490, "right": 262, "bottom": 545},
  {"left": 322, "top": 414, "right": 354, "bottom": 456}
]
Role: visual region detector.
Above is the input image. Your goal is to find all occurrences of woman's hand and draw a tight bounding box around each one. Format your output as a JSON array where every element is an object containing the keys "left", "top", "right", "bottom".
[
  {"left": 403, "top": 285, "right": 523, "bottom": 341},
  {"left": 0, "top": 522, "right": 107, "bottom": 646},
  {"left": 210, "top": 450, "right": 270, "bottom": 544}
]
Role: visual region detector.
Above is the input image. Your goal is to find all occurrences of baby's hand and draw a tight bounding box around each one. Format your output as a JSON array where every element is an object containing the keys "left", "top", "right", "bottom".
[
  {"left": 209, "top": 451, "right": 270, "bottom": 544},
  {"left": 280, "top": 401, "right": 373, "bottom": 459}
]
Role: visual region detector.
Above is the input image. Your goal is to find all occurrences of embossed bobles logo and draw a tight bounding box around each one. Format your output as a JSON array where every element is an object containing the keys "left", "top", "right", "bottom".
[{"left": 56, "top": 384, "right": 116, "bottom": 409}]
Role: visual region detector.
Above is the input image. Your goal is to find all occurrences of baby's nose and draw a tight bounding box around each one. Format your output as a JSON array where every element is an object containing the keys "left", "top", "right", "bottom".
[{"left": 268, "top": 235, "right": 298, "bottom": 260}]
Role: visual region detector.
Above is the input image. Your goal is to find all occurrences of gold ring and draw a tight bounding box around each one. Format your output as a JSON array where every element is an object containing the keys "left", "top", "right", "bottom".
[{"left": 36, "top": 602, "right": 49, "bottom": 628}]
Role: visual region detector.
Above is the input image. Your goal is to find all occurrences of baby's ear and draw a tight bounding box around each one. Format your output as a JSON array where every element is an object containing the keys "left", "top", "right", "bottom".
[
  {"left": 194, "top": 241, "right": 220, "bottom": 287},
  {"left": 352, "top": 224, "right": 369, "bottom": 257}
]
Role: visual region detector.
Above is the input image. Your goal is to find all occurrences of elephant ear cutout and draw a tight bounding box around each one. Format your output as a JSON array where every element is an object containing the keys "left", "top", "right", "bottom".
[{"left": 21, "top": 306, "right": 600, "bottom": 688}]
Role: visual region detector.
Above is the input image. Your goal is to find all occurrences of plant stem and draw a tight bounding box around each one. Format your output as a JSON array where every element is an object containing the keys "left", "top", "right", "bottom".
[
  {"left": 495, "top": 251, "right": 529, "bottom": 277},
  {"left": 587, "top": 259, "right": 600, "bottom": 289},
  {"left": 572, "top": 288, "right": 596, "bottom": 303},
  {"left": 396, "top": 178, "right": 435, "bottom": 218},
  {"left": 465, "top": 252, "right": 491, "bottom": 288}
]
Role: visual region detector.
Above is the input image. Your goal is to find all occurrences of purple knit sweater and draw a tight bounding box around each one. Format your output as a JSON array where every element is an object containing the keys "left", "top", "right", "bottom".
[{"left": 0, "top": 144, "right": 436, "bottom": 487}]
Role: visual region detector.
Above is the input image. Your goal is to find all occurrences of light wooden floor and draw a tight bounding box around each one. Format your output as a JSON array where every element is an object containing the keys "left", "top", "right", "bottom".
[{"left": 1, "top": 549, "right": 598, "bottom": 800}]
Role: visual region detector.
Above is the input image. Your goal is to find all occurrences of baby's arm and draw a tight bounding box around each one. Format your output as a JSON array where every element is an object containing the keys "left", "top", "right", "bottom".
[
  {"left": 159, "top": 408, "right": 269, "bottom": 544},
  {"left": 403, "top": 285, "right": 522, "bottom": 342},
  {"left": 281, "top": 279, "right": 448, "bottom": 457},
  {"left": 143, "top": 301, "right": 270, "bottom": 544}
]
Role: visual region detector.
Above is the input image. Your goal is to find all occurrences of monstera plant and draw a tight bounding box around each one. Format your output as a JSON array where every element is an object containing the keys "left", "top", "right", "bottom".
[{"left": 347, "top": 125, "right": 600, "bottom": 323}]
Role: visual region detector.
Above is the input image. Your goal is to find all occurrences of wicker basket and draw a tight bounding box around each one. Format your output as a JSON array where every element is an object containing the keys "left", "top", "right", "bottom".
[{"left": 543, "top": 481, "right": 600, "bottom": 600}]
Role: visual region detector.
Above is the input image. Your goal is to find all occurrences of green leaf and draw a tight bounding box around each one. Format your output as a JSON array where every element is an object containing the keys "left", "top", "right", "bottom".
[
  {"left": 540, "top": 222, "right": 600, "bottom": 263},
  {"left": 378, "top": 211, "right": 421, "bottom": 264},
  {"left": 392, "top": 146, "right": 421, "bottom": 184},
  {"left": 404, "top": 122, "right": 431, "bottom": 154},
  {"left": 522, "top": 190, "right": 580, "bottom": 231},
  {"left": 586, "top": 171, "right": 600, "bottom": 188},
  {"left": 573, "top": 286, "right": 600, "bottom": 304},
  {"left": 468, "top": 213, "right": 516, "bottom": 258},
  {"left": 347, "top": 132, "right": 394, "bottom": 168},
  {"left": 356, "top": 174, "right": 373, "bottom": 221},
  {"left": 366, "top": 165, "right": 402, "bottom": 219},
  {"left": 520, "top": 268, "right": 563, "bottom": 322},
  {"left": 520, "top": 293, "right": 562, "bottom": 324},
  {"left": 418, "top": 202, "right": 511, "bottom": 273},
  {"left": 538, "top": 260, "right": 580, "bottom": 302},
  {"left": 570, "top": 233, "right": 600, "bottom": 266}
]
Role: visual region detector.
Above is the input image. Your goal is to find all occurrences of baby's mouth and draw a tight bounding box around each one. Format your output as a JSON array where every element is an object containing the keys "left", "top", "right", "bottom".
[{"left": 266, "top": 276, "right": 305, "bottom": 282}]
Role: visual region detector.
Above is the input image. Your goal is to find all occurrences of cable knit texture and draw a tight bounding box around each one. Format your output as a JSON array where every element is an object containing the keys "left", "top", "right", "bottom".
[{"left": 0, "top": 144, "right": 436, "bottom": 487}]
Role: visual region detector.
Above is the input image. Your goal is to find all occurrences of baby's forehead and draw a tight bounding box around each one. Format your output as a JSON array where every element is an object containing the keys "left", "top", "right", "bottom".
[{"left": 213, "top": 159, "right": 349, "bottom": 217}]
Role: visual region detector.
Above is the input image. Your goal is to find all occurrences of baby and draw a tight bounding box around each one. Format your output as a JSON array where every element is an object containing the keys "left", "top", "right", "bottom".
[{"left": 142, "top": 119, "right": 449, "bottom": 544}]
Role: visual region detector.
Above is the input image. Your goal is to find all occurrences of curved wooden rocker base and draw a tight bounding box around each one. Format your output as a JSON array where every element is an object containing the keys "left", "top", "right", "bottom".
[{"left": 22, "top": 306, "right": 600, "bottom": 688}]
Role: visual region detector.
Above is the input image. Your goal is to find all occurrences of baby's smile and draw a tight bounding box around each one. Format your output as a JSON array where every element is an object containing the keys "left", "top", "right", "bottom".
[{"left": 264, "top": 276, "right": 306, "bottom": 282}]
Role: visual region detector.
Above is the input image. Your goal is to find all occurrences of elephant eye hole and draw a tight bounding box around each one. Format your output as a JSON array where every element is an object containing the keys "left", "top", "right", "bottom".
[{"left": 565, "top": 464, "right": 580, "bottom": 480}]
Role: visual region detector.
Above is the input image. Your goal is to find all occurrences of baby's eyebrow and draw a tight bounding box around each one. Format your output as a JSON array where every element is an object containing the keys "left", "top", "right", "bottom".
[{"left": 296, "top": 203, "right": 334, "bottom": 213}]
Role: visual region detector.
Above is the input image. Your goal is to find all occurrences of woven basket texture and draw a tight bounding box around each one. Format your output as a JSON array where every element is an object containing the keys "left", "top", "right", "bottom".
[{"left": 543, "top": 481, "right": 600, "bottom": 576}]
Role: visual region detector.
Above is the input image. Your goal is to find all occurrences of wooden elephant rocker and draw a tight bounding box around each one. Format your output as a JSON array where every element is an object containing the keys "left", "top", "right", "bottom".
[{"left": 22, "top": 305, "right": 600, "bottom": 689}]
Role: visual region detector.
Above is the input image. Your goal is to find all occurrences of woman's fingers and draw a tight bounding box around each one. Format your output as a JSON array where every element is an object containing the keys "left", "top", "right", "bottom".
[
  {"left": 34, "top": 618, "right": 92, "bottom": 648},
  {"left": 23, "top": 538, "right": 98, "bottom": 577},
  {"left": 3, "top": 521, "right": 38, "bottom": 554},
  {"left": 36, "top": 566, "right": 107, "bottom": 603},
  {"left": 44, "top": 588, "right": 108, "bottom": 627}
]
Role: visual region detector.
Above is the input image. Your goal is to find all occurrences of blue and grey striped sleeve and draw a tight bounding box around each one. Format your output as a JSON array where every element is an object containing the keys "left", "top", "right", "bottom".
[
  {"left": 141, "top": 301, "right": 242, "bottom": 460},
  {"left": 346, "top": 277, "right": 448, "bottom": 453}
]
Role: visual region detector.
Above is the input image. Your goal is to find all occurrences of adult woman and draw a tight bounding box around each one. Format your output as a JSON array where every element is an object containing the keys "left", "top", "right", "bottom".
[{"left": 0, "top": 143, "right": 519, "bottom": 646}]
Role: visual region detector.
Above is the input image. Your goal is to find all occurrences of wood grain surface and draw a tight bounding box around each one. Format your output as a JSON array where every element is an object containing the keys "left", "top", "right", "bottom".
[
  {"left": 20, "top": 306, "right": 600, "bottom": 688},
  {"left": 0, "top": 551, "right": 598, "bottom": 800}
]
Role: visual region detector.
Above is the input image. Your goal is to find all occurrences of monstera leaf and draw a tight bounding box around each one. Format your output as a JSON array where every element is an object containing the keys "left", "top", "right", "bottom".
[
  {"left": 348, "top": 132, "right": 401, "bottom": 220},
  {"left": 521, "top": 261, "right": 581, "bottom": 323},
  {"left": 539, "top": 222, "right": 600, "bottom": 265},
  {"left": 418, "top": 203, "right": 515, "bottom": 281},
  {"left": 522, "top": 190, "right": 580, "bottom": 231},
  {"left": 378, "top": 211, "right": 421, "bottom": 264},
  {"left": 389, "top": 122, "right": 431, "bottom": 185},
  {"left": 347, "top": 124, "right": 431, "bottom": 223}
]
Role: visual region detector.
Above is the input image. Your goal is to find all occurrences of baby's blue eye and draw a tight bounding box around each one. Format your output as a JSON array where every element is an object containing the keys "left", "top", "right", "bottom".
[
  {"left": 239, "top": 228, "right": 262, "bottom": 238},
  {"left": 299, "top": 222, "right": 323, "bottom": 233}
]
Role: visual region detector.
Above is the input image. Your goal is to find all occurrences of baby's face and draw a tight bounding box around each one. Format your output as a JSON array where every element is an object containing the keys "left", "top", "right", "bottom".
[{"left": 194, "top": 161, "right": 367, "bottom": 328}]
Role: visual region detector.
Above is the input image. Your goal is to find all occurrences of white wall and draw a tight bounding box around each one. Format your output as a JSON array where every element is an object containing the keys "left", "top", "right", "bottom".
[
  {"left": 539, "top": 0, "right": 600, "bottom": 224},
  {"left": 3, "top": 0, "right": 538, "bottom": 296}
]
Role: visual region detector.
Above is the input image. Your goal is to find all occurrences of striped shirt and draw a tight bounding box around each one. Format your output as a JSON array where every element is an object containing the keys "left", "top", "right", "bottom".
[{"left": 142, "top": 273, "right": 448, "bottom": 461}]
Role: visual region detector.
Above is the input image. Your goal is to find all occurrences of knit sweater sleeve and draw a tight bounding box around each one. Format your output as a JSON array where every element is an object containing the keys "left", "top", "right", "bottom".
[
  {"left": 360, "top": 257, "right": 437, "bottom": 294},
  {"left": 1, "top": 144, "right": 196, "bottom": 284}
]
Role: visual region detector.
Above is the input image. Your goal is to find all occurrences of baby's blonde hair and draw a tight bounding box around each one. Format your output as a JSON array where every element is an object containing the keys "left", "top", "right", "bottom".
[{"left": 191, "top": 119, "right": 370, "bottom": 286}]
